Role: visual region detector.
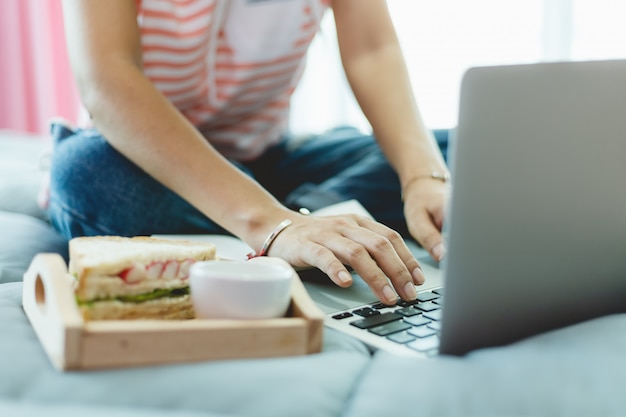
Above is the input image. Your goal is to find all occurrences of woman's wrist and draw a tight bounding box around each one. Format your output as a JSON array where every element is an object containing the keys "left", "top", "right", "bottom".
[
  {"left": 401, "top": 171, "right": 451, "bottom": 201},
  {"left": 247, "top": 219, "right": 293, "bottom": 258},
  {"left": 239, "top": 204, "right": 299, "bottom": 254}
]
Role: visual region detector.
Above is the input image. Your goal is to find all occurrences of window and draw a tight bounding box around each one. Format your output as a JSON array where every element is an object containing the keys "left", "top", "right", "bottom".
[{"left": 290, "top": 0, "right": 626, "bottom": 134}]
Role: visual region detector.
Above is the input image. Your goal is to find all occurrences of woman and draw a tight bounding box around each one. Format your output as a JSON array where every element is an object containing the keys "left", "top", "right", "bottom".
[{"left": 49, "top": 0, "right": 450, "bottom": 305}]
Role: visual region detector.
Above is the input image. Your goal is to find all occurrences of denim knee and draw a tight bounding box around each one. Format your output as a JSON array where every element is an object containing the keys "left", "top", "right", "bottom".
[
  {"left": 47, "top": 122, "right": 226, "bottom": 238},
  {"left": 47, "top": 123, "right": 120, "bottom": 237}
]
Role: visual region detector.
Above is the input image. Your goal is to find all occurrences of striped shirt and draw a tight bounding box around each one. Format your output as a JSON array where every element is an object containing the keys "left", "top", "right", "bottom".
[{"left": 136, "top": 0, "right": 329, "bottom": 161}]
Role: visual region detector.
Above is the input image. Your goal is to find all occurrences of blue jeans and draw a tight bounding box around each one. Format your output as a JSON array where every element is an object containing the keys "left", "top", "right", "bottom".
[{"left": 48, "top": 122, "right": 449, "bottom": 239}]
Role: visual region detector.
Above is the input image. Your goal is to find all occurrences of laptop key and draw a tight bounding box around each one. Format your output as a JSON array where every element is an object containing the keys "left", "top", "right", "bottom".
[
  {"left": 350, "top": 312, "right": 403, "bottom": 329},
  {"left": 369, "top": 320, "right": 412, "bottom": 337},
  {"left": 423, "top": 310, "right": 442, "bottom": 321},
  {"left": 395, "top": 306, "right": 422, "bottom": 317},
  {"left": 352, "top": 307, "right": 381, "bottom": 318},
  {"left": 427, "top": 321, "right": 441, "bottom": 331},
  {"left": 415, "top": 301, "right": 440, "bottom": 312},
  {"left": 403, "top": 314, "right": 430, "bottom": 327},
  {"left": 417, "top": 292, "right": 439, "bottom": 302},
  {"left": 331, "top": 312, "right": 354, "bottom": 320},
  {"left": 408, "top": 326, "right": 437, "bottom": 338},
  {"left": 408, "top": 335, "right": 439, "bottom": 352},
  {"left": 387, "top": 331, "right": 416, "bottom": 344}
]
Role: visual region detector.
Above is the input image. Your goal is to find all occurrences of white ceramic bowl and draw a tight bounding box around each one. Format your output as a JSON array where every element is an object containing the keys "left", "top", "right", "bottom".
[{"left": 189, "top": 257, "right": 294, "bottom": 320}]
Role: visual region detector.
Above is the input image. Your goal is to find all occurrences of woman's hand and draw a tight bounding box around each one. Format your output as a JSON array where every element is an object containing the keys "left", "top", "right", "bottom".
[
  {"left": 266, "top": 214, "right": 425, "bottom": 305},
  {"left": 402, "top": 179, "right": 450, "bottom": 262}
]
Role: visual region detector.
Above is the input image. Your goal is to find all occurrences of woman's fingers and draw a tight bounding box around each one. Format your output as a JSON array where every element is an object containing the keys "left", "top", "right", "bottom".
[
  {"left": 409, "top": 209, "right": 446, "bottom": 262},
  {"left": 356, "top": 217, "right": 425, "bottom": 286},
  {"left": 336, "top": 219, "right": 422, "bottom": 303},
  {"left": 270, "top": 215, "right": 423, "bottom": 305},
  {"left": 297, "top": 241, "right": 354, "bottom": 288},
  {"left": 403, "top": 181, "right": 450, "bottom": 262}
]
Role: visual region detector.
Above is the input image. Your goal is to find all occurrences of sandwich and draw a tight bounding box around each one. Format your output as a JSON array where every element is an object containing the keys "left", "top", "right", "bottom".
[{"left": 69, "top": 236, "right": 217, "bottom": 320}]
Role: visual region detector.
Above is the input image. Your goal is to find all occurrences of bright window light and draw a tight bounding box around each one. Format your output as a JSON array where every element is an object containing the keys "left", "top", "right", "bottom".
[{"left": 290, "top": 1, "right": 626, "bottom": 134}]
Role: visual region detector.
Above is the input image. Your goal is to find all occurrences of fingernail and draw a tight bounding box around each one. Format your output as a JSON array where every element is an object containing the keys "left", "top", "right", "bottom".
[
  {"left": 412, "top": 267, "right": 425, "bottom": 285},
  {"left": 432, "top": 243, "right": 446, "bottom": 261},
  {"left": 382, "top": 285, "right": 398, "bottom": 304},
  {"left": 338, "top": 270, "right": 352, "bottom": 285},
  {"left": 404, "top": 282, "right": 417, "bottom": 300}
]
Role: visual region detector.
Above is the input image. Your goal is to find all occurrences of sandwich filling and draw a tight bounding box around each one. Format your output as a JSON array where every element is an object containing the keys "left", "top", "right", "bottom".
[{"left": 75, "top": 258, "right": 197, "bottom": 305}]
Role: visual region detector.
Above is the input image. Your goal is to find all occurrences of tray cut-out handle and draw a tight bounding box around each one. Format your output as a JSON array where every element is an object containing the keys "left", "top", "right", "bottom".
[{"left": 22, "top": 253, "right": 84, "bottom": 370}]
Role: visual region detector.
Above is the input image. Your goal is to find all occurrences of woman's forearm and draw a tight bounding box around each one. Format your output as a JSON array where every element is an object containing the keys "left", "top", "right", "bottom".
[
  {"left": 333, "top": 0, "right": 448, "bottom": 184},
  {"left": 77, "top": 63, "right": 293, "bottom": 252}
]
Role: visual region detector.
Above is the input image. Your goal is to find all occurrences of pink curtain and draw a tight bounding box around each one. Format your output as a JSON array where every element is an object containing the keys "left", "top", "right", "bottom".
[{"left": 0, "top": 0, "right": 80, "bottom": 135}]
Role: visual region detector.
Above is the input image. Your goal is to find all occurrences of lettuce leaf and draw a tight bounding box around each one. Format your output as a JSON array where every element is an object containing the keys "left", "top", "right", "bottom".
[{"left": 77, "top": 286, "right": 189, "bottom": 306}]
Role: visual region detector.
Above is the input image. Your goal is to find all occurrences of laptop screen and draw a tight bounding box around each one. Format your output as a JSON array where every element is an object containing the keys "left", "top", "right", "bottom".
[{"left": 439, "top": 59, "right": 626, "bottom": 355}]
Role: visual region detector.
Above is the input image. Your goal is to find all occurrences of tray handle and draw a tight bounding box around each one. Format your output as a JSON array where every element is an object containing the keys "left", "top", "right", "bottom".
[{"left": 22, "top": 253, "right": 84, "bottom": 370}]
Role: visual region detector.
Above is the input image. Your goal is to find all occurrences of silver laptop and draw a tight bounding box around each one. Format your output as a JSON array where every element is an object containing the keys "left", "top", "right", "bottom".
[{"left": 322, "top": 59, "right": 626, "bottom": 357}]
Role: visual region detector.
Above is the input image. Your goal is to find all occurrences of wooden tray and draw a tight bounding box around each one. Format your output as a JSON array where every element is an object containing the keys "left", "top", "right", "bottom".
[{"left": 22, "top": 253, "right": 324, "bottom": 371}]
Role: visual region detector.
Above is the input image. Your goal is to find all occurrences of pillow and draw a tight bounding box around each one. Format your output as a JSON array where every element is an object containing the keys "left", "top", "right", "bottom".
[
  {"left": 0, "top": 282, "right": 370, "bottom": 417},
  {"left": 345, "top": 312, "right": 626, "bottom": 416},
  {"left": 0, "top": 400, "right": 232, "bottom": 417},
  {"left": 0, "top": 132, "right": 51, "bottom": 221},
  {"left": 0, "top": 211, "right": 68, "bottom": 283},
  {"left": 0, "top": 173, "right": 47, "bottom": 221}
]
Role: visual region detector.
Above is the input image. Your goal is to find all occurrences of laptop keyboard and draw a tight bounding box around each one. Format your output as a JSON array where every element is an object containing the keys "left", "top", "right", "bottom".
[{"left": 324, "top": 287, "right": 444, "bottom": 357}]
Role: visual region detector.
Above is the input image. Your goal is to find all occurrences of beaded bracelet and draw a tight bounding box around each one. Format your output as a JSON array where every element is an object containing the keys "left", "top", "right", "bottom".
[{"left": 247, "top": 219, "right": 293, "bottom": 259}]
